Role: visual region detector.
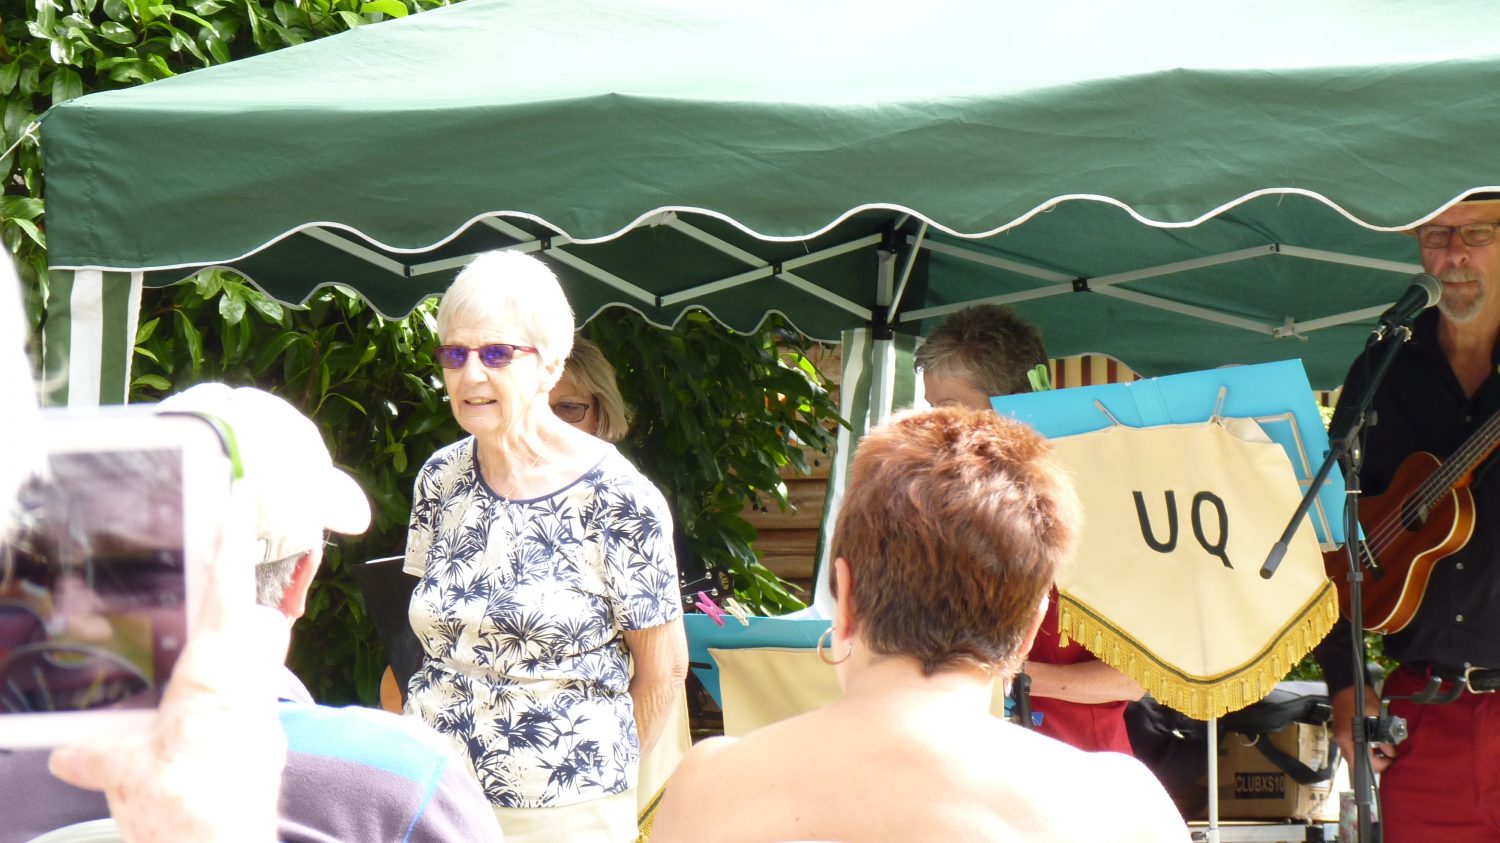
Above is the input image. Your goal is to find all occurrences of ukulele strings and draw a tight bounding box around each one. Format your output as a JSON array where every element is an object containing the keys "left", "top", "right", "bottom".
[{"left": 1359, "top": 411, "right": 1500, "bottom": 557}]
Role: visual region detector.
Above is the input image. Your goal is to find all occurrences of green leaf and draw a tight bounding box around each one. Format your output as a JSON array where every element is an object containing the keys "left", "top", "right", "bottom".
[
  {"left": 329, "top": 392, "right": 367, "bottom": 415},
  {"left": 191, "top": 270, "right": 224, "bottom": 300},
  {"left": 243, "top": 0, "right": 263, "bottom": 41},
  {"left": 145, "top": 53, "right": 174, "bottom": 76},
  {"left": 0, "top": 196, "right": 43, "bottom": 221},
  {"left": 16, "top": 60, "right": 39, "bottom": 98},
  {"left": 173, "top": 308, "right": 204, "bottom": 378},
  {"left": 247, "top": 331, "right": 302, "bottom": 374},
  {"left": 226, "top": 308, "right": 252, "bottom": 362},
  {"left": 218, "top": 288, "right": 246, "bottom": 324},
  {"left": 9, "top": 218, "right": 46, "bottom": 249},
  {"left": 334, "top": 9, "right": 364, "bottom": 27},
  {"left": 248, "top": 294, "right": 284, "bottom": 323},
  {"left": 50, "top": 67, "right": 84, "bottom": 105},
  {"left": 204, "top": 31, "right": 230, "bottom": 63},
  {"left": 97, "top": 19, "right": 136, "bottom": 42},
  {"left": 132, "top": 373, "right": 172, "bottom": 391},
  {"left": 135, "top": 316, "right": 161, "bottom": 344},
  {"left": 35, "top": 0, "right": 60, "bottom": 33},
  {"left": 107, "top": 61, "right": 158, "bottom": 84},
  {"left": 359, "top": 0, "right": 406, "bottom": 17},
  {"left": 0, "top": 61, "right": 20, "bottom": 96},
  {"left": 168, "top": 7, "right": 214, "bottom": 27}
]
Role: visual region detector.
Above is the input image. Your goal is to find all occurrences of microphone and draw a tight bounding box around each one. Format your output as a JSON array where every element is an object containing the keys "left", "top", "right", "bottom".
[{"left": 1372, "top": 273, "right": 1441, "bottom": 340}]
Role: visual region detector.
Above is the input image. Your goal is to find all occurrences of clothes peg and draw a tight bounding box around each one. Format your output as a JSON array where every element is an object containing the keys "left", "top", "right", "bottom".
[
  {"left": 694, "top": 591, "right": 726, "bottom": 627},
  {"left": 721, "top": 596, "right": 752, "bottom": 627}
]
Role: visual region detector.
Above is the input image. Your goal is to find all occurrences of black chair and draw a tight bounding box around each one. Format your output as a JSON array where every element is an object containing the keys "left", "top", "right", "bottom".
[{"left": 349, "top": 556, "right": 422, "bottom": 704}]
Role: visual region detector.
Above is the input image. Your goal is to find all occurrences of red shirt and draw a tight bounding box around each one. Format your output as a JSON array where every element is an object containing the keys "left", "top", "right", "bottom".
[{"left": 1025, "top": 591, "right": 1133, "bottom": 755}]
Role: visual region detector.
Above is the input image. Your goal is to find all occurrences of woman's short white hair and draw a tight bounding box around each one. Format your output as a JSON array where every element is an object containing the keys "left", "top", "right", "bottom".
[{"left": 436, "top": 251, "right": 576, "bottom": 367}]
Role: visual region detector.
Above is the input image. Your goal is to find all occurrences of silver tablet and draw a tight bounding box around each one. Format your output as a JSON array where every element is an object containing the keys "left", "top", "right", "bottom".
[{"left": 0, "top": 407, "right": 232, "bottom": 749}]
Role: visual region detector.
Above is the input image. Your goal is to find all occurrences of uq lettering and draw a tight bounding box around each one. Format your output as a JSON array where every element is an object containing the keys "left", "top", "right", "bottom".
[{"left": 1131, "top": 490, "right": 1233, "bottom": 568}]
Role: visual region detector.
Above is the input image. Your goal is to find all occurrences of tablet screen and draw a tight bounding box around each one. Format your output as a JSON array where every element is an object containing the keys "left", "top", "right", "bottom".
[{"left": 0, "top": 409, "right": 229, "bottom": 747}]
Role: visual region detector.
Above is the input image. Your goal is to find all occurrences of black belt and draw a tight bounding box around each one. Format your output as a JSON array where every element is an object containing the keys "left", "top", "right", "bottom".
[{"left": 1415, "top": 663, "right": 1500, "bottom": 695}]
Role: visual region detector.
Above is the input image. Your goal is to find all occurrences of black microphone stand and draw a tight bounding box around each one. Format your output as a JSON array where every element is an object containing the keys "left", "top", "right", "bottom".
[{"left": 1261, "top": 323, "right": 1415, "bottom": 843}]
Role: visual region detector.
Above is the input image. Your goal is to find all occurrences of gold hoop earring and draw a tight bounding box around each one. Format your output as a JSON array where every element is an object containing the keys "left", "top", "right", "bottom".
[{"left": 817, "top": 627, "right": 852, "bottom": 666}]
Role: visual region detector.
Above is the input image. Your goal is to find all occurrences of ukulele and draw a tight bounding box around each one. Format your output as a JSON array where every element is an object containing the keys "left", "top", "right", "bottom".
[{"left": 1323, "top": 409, "right": 1500, "bottom": 633}]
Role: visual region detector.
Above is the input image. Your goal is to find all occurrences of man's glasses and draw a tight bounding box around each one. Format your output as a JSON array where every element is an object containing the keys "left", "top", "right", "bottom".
[
  {"left": 551, "top": 400, "right": 593, "bottom": 424},
  {"left": 434, "top": 343, "right": 538, "bottom": 369},
  {"left": 1414, "top": 222, "right": 1500, "bottom": 249}
]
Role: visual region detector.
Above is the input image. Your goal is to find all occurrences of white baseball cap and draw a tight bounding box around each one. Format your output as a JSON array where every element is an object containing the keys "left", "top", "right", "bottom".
[{"left": 158, "top": 383, "right": 371, "bottom": 563}]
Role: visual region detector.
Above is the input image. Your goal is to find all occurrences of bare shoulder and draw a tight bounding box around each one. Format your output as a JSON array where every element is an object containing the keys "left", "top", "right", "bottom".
[
  {"left": 649, "top": 736, "right": 742, "bottom": 842},
  {"left": 1073, "top": 750, "right": 1189, "bottom": 841},
  {"left": 651, "top": 714, "right": 836, "bottom": 843}
]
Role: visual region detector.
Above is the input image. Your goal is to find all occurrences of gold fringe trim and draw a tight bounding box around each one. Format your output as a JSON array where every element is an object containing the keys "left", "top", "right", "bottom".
[
  {"left": 1056, "top": 580, "right": 1340, "bottom": 721},
  {"left": 636, "top": 782, "right": 666, "bottom": 842}
]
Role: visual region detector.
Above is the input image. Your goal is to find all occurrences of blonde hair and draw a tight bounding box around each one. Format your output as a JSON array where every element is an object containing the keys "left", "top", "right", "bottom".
[{"left": 561, "top": 338, "right": 632, "bottom": 443}]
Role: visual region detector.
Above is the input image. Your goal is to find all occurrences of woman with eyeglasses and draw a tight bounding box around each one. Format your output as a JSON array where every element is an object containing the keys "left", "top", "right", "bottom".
[
  {"left": 549, "top": 338, "right": 632, "bottom": 443},
  {"left": 403, "top": 251, "right": 688, "bottom": 843}
]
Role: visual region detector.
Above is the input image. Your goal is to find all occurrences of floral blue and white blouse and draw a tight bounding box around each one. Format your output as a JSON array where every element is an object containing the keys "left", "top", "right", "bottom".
[{"left": 403, "top": 437, "right": 680, "bottom": 809}]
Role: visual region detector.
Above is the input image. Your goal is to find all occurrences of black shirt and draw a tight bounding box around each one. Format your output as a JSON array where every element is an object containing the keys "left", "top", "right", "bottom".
[{"left": 1315, "top": 308, "right": 1500, "bottom": 693}]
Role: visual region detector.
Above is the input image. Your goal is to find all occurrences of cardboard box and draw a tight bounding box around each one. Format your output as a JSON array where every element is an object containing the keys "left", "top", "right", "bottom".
[{"left": 1209, "top": 723, "right": 1337, "bottom": 821}]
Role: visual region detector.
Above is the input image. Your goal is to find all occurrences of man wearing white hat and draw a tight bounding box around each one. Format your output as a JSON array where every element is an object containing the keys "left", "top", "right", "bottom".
[{"left": 6, "top": 384, "right": 503, "bottom": 842}]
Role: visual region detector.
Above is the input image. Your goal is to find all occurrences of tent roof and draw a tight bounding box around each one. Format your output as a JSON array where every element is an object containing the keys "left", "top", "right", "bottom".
[{"left": 40, "top": 0, "right": 1500, "bottom": 385}]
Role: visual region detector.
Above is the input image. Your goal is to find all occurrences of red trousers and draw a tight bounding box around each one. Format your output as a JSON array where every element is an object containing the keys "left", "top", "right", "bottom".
[{"left": 1379, "top": 666, "right": 1500, "bottom": 842}]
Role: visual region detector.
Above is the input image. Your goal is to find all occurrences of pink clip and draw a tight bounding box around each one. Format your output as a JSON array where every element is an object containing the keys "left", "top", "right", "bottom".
[{"left": 694, "top": 591, "right": 726, "bottom": 627}]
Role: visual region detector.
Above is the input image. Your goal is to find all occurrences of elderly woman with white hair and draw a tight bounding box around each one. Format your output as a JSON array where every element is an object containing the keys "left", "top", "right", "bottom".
[{"left": 404, "top": 251, "right": 687, "bottom": 842}]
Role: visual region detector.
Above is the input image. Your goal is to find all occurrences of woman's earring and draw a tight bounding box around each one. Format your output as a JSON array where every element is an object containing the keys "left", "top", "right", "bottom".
[{"left": 817, "top": 627, "right": 853, "bottom": 666}]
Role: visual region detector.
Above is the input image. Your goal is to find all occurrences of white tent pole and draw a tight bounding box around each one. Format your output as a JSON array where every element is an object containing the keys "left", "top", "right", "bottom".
[
  {"left": 905, "top": 243, "right": 1280, "bottom": 323},
  {"left": 810, "top": 244, "right": 899, "bottom": 616},
  {"left": 1089, "top": 245, "right": 1279, "bottom": 287},
  {"left": 660, "top": 216, "right": 872, "bottom": 319},
  {"left": 808, "top": 327, "right": 873, "bottom": 617},
  {"left": 1276, "top": 244, "right": 1422, "bottom": 275},
  {"left": 1207, "top": 716, "right": 1220, "bottom": 843},
  {"left": 1279, "top": 305, "right": 1390, "bottom": 336},
  {"left": 659, "top": 233, "right": 881, "bottom": 309},
  {"left": 905, "top": 284, "right": 1075, "bottom": 321},
  {"left": 300, "top": 228, "right": 409, "bottom": 276},
  {"left": 1092, "top": 286, "right": 1278, "bottom": 335},
  {"left": 889, "top": 221, "right": 927, "bottom": 317},
  {"left": 483, "top": 218, "right": 657, "bottom": 305},
  {"left": 409, "top": 239, "right": 548, "bottom": 275},
  {"left": 914, "top": 237, "right": 1074, "bottom": 283}
]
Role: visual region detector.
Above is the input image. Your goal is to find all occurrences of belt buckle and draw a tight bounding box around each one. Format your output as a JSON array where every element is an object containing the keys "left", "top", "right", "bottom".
[{"left": 1463, "top": 666, "right": 1498, "bottom": 695}]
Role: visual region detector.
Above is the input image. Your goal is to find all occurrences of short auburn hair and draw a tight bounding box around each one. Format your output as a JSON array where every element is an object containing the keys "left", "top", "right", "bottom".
[
  {"left": 830, "top": 407, "right": 1080, "bottom": 675},
  {"left": 914, "top": 304, "right": 1047, "bottom": 397}
]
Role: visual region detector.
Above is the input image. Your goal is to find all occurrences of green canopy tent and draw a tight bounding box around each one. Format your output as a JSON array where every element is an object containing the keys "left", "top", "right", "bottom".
[{"left": 36, "top": 0, "right": 1500, "bottom": 608}]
